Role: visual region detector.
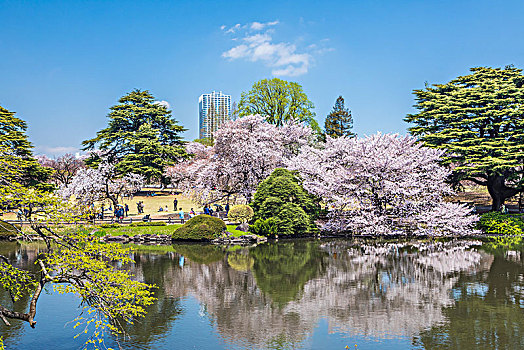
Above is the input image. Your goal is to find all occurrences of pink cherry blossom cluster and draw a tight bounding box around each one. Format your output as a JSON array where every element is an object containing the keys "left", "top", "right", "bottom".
[
  {"left": 288, "top": 133, "right": 479, "bottom": 236},
  {"left": 168, "top": 115, "right": 313, "bottom": 204},
  {"left": 60, "top": 161, "right": 144, "bottom": 205}
]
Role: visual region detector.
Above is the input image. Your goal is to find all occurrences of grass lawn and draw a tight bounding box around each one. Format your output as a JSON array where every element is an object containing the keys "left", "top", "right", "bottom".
[
  {"left": 96, "top": 223, "right": 253, "bottom": 238},
  {"left": 119, "top": 192, "right": 202, "bottom": 218},
  {"left": 226, "top": 225, "right": 250, "bottom": 237},
  {"left": 96, "top": 224, "right": 182, "bottom": 236}
]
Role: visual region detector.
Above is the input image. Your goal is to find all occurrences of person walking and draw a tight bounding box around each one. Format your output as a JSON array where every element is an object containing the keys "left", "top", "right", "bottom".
[
  {"left": 204, "top": 205, "right": 210, "bottom": 215},
  {"left": 173, "top": 198, "right": 178, "bottom": 211},
  {"left": 124, "top": 204, "right": 129, "bottom": 217},
  {"left": 178, "top": 208, "right": 185, "bottom": 221}
]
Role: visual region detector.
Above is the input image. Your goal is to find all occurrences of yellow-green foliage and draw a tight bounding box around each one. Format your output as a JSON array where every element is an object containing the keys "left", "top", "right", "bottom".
[
  {"left": 50, "top": 234, "right": 156, "bottom": 344},
  {"left": 227, "top": 204, "right": 254, "bottom": 223},
  {"left": 479, "top": 212, "right": 524, "bottom": 250},
  {"left": 0, "top": 122, "right": 157, "bottom": 349},
  {"left": 0, "top": 261, "right": 38, "bottom": 301},
  {"left": 250, "top": 218, "right": 278, "bottom": 237},
  {"left": 173, "top": 214, "right": 226, "bottom": 240},
  {"left": 478, "top": 212, "right": 524, "bottom": 235}
]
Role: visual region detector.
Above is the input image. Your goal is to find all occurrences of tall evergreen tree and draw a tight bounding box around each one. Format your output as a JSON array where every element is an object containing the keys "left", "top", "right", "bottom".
[
  {"left": 324, "top": 96, "right": 355, "bottom": 138},
  {"left": 0, "top": 106, "right": 53, "bottom": 191},
  {"left": 405, "top": 66, "right": 524, "bottom": 211},
  {"left": 82, "top": 90, "right": 188, "bottom": 183}
]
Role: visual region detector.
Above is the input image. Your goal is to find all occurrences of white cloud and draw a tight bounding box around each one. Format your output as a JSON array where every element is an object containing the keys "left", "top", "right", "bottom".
[
  {"left": 222, "top": 21, "right": 279, "bottom": 34},
  {"left": 223, "top": 23, "right": 242, "bottom": 34},
  {"left": 250, "top": 20, "right": 279, "bottom": 31},
  {"left": 222, "top": 22, "right": 319, "bottom": 77},
  {"left": 154, "top": 100, "right": 171, "bottom": 109}
]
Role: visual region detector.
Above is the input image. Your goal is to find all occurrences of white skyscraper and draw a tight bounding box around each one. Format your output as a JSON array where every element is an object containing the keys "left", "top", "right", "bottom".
[{"left": 198, "top": 91, "right": 231, "bottom": 139}]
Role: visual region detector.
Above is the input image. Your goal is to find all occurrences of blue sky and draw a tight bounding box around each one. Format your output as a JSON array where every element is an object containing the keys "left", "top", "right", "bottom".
[{"left": 1, "top": 0, "right": 523, "bottom": 156}]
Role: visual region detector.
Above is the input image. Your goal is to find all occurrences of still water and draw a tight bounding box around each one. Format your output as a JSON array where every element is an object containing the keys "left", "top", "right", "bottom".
[{"left": 1, "top": 239, "right": 523, "bottom": 349}]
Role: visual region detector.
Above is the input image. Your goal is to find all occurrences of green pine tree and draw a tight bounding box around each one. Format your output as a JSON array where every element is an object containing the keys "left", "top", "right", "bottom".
[
  {"left": 405, "top": 66, "right": 524, "bottom": 211},
  {"left": 0, "top": 106, "right": 53, "bottom": 191},
  {"left": 82, "top": 89, "right": 188, "bottom": 183},
  {"left": 324, "top": 96, "right": 355, "bottom": 138}
]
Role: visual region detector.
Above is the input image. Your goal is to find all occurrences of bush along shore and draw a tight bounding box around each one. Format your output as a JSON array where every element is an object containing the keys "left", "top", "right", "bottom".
[
  {"left": 1, "top": 217, "right": 267, "bottom": 245},
  {"left": 4, "top": 211, "right": 522, "bottom": 246}
]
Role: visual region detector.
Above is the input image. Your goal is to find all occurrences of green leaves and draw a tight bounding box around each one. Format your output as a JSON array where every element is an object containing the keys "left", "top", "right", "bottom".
[
  {"left": 251, "top": 168, "right": 319, "bottom": 236},
  {"left": 406, "top": 66, "right": 524, "bottom": 175},
  {"left": 0, "top": 262, "right": 38, "bottom": 302},
  {"left": 82, "top": 89, "right": 188, "bottom": 182},
  {"left": 0, "top": 106, "right": 54, "bottom": 191},
  {"left": 406, "top": 66, "right": 524, "bottom": 208},
  {"left": 238, "top": 78, "right": 319, "bottom": 132}
]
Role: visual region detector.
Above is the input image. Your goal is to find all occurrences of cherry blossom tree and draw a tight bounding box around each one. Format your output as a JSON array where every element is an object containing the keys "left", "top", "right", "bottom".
[
  {"left": 36, "top": 153, "right": 86, "bottom": 186},
  {"left": 60, "top": 161, "right": 144, "bottom": 208},
  {"left": 164, "top": 142, "right": 213, "bottom": 190},
  {"left": 288, "top": 133, "right": 478, "bottom": 236},
  {"left": 181, "top": 115, "right": 313, "bottom": 204}
]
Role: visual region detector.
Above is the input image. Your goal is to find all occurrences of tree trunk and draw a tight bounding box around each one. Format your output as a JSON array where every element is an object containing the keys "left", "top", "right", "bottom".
[
  {"left": 108, "top": 194, "right": 118, "bottom": 209},
  {"left": 487, "top": 175, "right": 520, "bottom": 211}
]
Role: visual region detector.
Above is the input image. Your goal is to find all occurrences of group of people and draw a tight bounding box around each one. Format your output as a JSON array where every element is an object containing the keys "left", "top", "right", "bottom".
[
  {"left": 202, "top": 203, "right": 229, "bottom": 216},
  {"left": 113, "top": 204, "right": 129, "bottom": 222},
  {"left": 75, "top": 196, "right": 232, "bottom": 223},
  {"left": 137, "top": 201, "right": 145, "bottom": 214},
  {"left": 97, "top": 203, "right": 129, "bottom": 220}
]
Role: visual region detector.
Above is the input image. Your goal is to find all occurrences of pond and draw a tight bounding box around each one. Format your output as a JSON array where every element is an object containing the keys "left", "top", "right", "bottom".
[{"left": 0, "top": 239, "right": 523, "bottom": 349}]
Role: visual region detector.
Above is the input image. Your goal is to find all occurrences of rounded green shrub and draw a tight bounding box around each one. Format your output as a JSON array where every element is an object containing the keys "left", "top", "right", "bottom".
[
  {"left": 227, "top": 204, "right": 254, "bottom": 223},
  {"left": 251, "top": 168, "right": 320, "bottom": 236},
  {"left": 259, "top": 197, "right": 284, "bottom": 219},
  {"left": 250, "top": 218, "right": 278, "bottom": 237},
  {"left": 173, "top": 214, "right": 226, "bottom": 240},
  {"left": 274, "top": 203, "right": 312, "bottom": 236}
]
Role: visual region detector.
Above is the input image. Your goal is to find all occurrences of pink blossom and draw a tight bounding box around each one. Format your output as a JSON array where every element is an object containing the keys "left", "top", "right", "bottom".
[{"left": 288, "top": 133, "right": 478, "bottom": 236}]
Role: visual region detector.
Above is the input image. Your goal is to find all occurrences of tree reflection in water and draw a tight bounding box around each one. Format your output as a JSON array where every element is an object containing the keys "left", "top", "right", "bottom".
[
  {"left": 2, "top": 239, "right": 523, "bottom": 350},
  {"left": 414, "top": 247, "right": 524, "bottom": 349}
]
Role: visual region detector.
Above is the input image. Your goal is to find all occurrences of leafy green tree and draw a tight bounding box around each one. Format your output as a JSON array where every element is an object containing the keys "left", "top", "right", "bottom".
[
  {"left": 324, "top": 96, "right": 355, "bottom": 138},
  {"left": 251, "top": 168, "right": 319, "bottom": 236},
  {"left": 0, "top": 149, "right": 155, "bottom": 347},
  {"left": 405, "top": 66, "right": 524, "bottom": 210},
  {"left": 0, "top": 106, "right": 53, "bottom": 192},
  {"left": 82, "top": 90, "right": 188, "bottom": 183},
  {"left": 238, "top": 78, "right": 320, "bottom": 133}
]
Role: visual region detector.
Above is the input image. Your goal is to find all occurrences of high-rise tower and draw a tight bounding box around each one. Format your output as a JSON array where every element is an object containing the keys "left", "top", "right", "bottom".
[{"left": 198, "top": 91, "right": 231, "bottom": 139}]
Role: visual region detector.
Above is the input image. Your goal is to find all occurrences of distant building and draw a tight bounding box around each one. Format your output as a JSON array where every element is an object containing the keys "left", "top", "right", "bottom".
[{"left": 199, "top": 91, "right": 231, "bottom": 140}]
